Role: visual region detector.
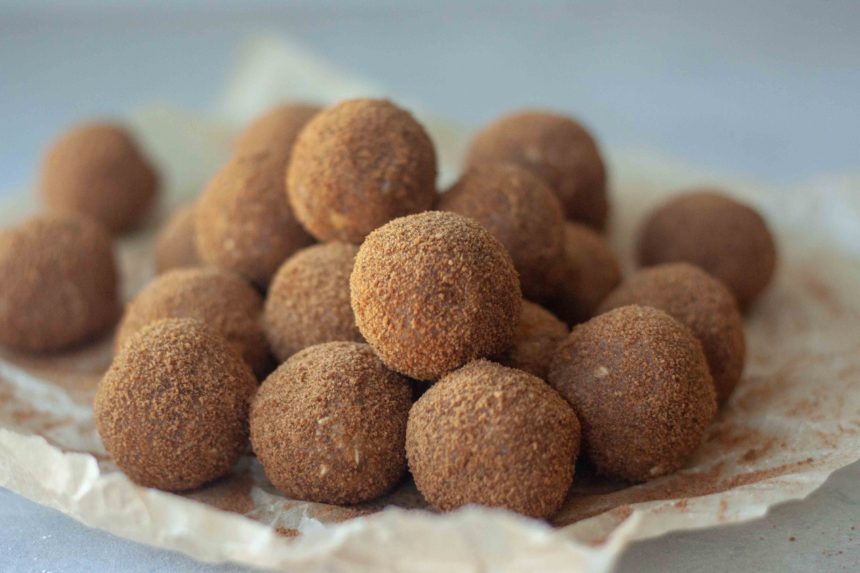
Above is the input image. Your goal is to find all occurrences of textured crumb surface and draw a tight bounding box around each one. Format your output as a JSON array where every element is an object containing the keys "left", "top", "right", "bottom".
[
  {"left": 250, "top": 342, "right": 412, "bottom": 504},
  {"left": 155, "top": 203, "right": 201, "bottom": 273},
  {"left": 351, "top": 211, "right": 522, "bottom": 380},
  {"left": 497, "top": 301, "right": 568, "bottom": 379},
  {"left": 1, "top": 119, "right": 857, "bottom": 568},
  {"left": 39, "top": 121, "right": 159, "bottom": 234},
  {"left": 0, "top": 212, "right": 119, "bottom": 352},
  {"left": 549, "top": 305, "right": 717, "bottom": 482},
  {"left": 439, "top": 162, "right": 565, "bottom": 300},
  {"left": 116, "top": 267, "right": 269, "bottom": 377},
  {"left": 95, "top": 318, "right": 257, "bottom": 491},
  {"left": 196, "top": 151, "right": 314, "bottom": 287},
  {"left": 637, "top": 190, "right": 777, "bottom": 308},
  {"left": 287, "top": 99, "right": 438, "bottom": 243},
  {"left": 234, "top": 103, "right": 321, "bottom": 166},
  {"left": 467, "top": 109, "right": 608, "bottom": 230},
  {"left": 545, "top": 222, "right": 621, "bottom": 325},
  {"left": 1, "top": 139, "right": 857, "bottom": 567},
  {"left": 264, "top": 242, "right": 363, "bottom": 362},
  {"left": 599, "top": 263, "right": 746, "bottom": 403},
  {"left": 407, "top": 360, "right": 581, "bottom": 518}
]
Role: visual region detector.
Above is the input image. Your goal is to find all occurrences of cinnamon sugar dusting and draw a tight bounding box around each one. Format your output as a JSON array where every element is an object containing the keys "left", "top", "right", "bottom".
[
  {"left": 187, "top": 467, "right": 256, "bottom": 515},
  {"left": 2, "top": 235, "right": 859, "bottom": 542},
  {"left": 2, "top": 163, "right": 859, "bottom": 550},
  {"left": 554, "top": 456, "right": 819, "bottom": 528}
]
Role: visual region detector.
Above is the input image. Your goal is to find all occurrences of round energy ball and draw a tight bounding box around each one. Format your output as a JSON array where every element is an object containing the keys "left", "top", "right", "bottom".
[
  {"left": 155, "top": 203, "right": 201, "bottom": 274},
  {"left": 264, "top": 242, "right": 363, "bottom": 362},
  {"left": 351, "top": 211, "right": 522, "bottom": 381},
  {"left": 234, "top": 103, "right": 321, "bottom": 166},
  {"left": 467, "top": 110, "right": 608, "bottom": 230},
  {"left": 196, "top": 151, "right": 314, "bottom": 288},
  {"left": 40, "top": 122, "right": 159, "bottom": 234},
  {"left": 116, "top": 267, "right": 269, "bottom": 378},
  {"left": 549, "top": 305, "right": 717, "bottom": 482},
  {"left": 250, "top": 342, "right": 412, "bottom": 504},
  {"left": 544, "top": 222, "right": 621, "bottom": 325},
  {"left": 599, "top": 263, "right": 746, "bottom": 404},
  {"left": 637, "top": 190, "right": 777, "bottom": 308},
  {"left": 0, "top": 213, "right": 118, "bottom": 352},
  {"left": 439, "top": 163, "right": 565, "bottom": 300},
  {"left": 407, "top": 360, "right": 581, "bottom": 519},
  {"left": 287, "top": 99, "right": 438, "bottom": 243},
  {"left": 497, "top": 301, "right": 568, "bottom": 380},
  {"left": 95, "top": 318, "right": 257, "bottom": 491}
]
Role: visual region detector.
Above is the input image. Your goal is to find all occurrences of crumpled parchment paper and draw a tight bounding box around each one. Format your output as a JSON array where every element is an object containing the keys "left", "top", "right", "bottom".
[{"left": 1, "top": 35, "right": 859, "bottom": 573}]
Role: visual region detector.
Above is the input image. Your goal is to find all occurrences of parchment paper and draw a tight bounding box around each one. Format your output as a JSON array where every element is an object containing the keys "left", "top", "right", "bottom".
[{"left": 1, "top": 36, "right": 859, "bottom": 573}]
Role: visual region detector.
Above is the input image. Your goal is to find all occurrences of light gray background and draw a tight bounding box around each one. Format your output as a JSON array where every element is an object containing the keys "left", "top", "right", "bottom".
[{"left": 1, "top": 1, "right": 858, "bottom": 571}]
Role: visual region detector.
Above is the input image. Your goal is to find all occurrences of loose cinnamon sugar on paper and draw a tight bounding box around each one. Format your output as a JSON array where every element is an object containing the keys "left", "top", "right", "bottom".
[{"left": 187, "top": 465, "right": 256, "bottom": 515}]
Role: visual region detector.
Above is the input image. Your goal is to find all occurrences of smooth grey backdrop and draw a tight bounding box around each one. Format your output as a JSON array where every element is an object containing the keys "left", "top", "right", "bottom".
[{"left": 1, "top": 0, "right": 858, "bottom": 195}]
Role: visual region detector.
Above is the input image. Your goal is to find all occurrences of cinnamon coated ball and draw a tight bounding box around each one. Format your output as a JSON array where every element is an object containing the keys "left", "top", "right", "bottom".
[
  {"left": 196, "top": 151, "right": 314, "bottom": 288},
  {"left": 351, "top": 211, "right": 521, "bottom": 381},
  {"left": 234, "top": 103, "right": 321, "bottom": 166},
  {"left": 155, "top": 203, "right": 201, "bottom": 273},
  {"left": 40, "top": 122, "right": 159, "bottom": 234},
  {"left": 599, "top": 263, "right": 746, "bottom": 404},
  {"left": 263, "top": 242, "right": 363, "bottom": 362},
  {"left": 287, "top": 99, "right": 438, "bottom": 243},
  {"left": 250, "top": 342, "right": 412, "bottom": 504},
  {"left": 497, "top": 301, "right": 568, "bottom": 380},
  {"left": 544, "top": 222, "right": 621, "bottom": 325},
  {"left": 439, "top": 163, "right": 565, "bottom": 300},
  {"left": 549, "top": 305, "right": 716, "bottom": 482},
  {"left": 467, "top": 110, "right": 608, "bottom": 230},
  {"left": 116, "top": 268, "right": 269, "bottom": 377},
  {"left": 637, "top": 190, "right": 777, "bottom": 307},
  {"left": 407, "top": 360, "right": 581, "bottom": 519},
  {"left": 0, "top": 213, "right": 118, "bottom": 352},
  {"left": 95, "top": 318, "right": 257, "bottom": 491}
]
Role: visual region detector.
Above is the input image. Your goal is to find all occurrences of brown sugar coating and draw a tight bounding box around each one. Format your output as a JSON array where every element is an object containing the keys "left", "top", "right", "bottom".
[
  {"left": 467, "top": 110, "right": 608, "bottom": 230},
  {"left": 287, "top": 99, "right": 438, "bottom": 243},
  {"left": 155, "top": 203, "right": 201, "bottom": 273},
  {"left": 438, "top": 163, "right": 565, "bottom": 300},
  {"left": 599, "top": 263, "right": 746, "bottom": 404},
  {"left": 263, "top": 242, "right": 363, "bottom": 362},
  {"left": 497, "top": 301, "right": 568, "bottom": 380},
  {"left": 0, "top": 213, "right": 119, "bottom": 352},
  {"left": 234, "top": 103, "right": 321, "bottom": 166},
  {"left": 95, "top": 318, "right": 257, "bottom": 491},
  {"left": 351, "top": 211, "right": 522, "bottom": 381},
  {"left": 548, "top": 305, "right": 717, "bottom": 482},
  {"left": 116, "top": 267, "right": 270, "bottom": 377},
  {"left": 40, "top": 122, "right": 159, "bottom": 234},
  {"left": 196, "top": 151, "right": 314, "bottom": 288},
  {"left": 406, "top": 360, "right": 581, "bottom": 519},
  {"left": 250, "top": 342, "right": 412, "bottom": 504},
  {"left": 637, "top": 190, "right": 777, "bottom": 308},
  {"left": 544, "top": 222, "right": 621, "bottom": 325}
]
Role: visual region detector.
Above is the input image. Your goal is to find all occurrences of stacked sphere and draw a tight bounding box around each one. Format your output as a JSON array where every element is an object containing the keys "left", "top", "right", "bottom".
[{"left": 3, "top": 99, "right": 780, "bottom": 524}]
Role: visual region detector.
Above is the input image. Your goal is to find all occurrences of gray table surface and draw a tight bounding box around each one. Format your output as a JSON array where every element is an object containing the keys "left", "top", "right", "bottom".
[{"left": 1, "top": 2, "right": 858, "bottom": 571}]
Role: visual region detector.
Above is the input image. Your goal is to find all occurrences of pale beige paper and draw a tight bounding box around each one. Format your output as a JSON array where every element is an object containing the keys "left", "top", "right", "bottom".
[{"left": 1, "top": 36, "right": 859, "bottom": 573}]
